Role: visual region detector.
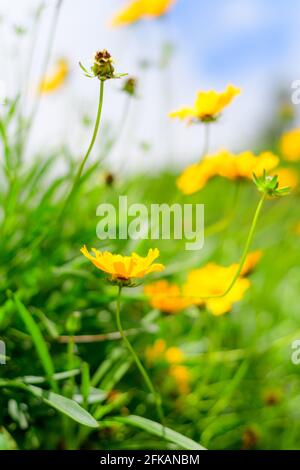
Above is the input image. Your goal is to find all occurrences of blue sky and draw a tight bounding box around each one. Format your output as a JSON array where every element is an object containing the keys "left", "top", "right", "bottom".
[{"left": 1, "top": 0, "right": 300, "bottom": 171}]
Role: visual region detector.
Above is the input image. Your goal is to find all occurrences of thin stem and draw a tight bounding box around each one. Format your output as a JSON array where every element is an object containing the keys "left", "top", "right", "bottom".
[
  {"left": 198, "top": 193, "right": 266, "bottom": 300},
  {"left": 58, "top": 80, "right": 105, "bottom": 220},
  {"left": 21, "top": 0, "right": 64, "bottom": 158},
  {"left": 116, "top": 286, "right": 165, "bottom": 434}
]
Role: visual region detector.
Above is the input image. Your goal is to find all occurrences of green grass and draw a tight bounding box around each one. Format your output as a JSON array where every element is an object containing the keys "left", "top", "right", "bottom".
[{"left": 0, "top": 115, "right": 300, "bottom": 450}]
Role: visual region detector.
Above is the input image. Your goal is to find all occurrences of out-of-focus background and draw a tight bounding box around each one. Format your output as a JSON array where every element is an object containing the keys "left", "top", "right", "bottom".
[{"left": 1, "top": 0, "right": 300, "bottom": 171}]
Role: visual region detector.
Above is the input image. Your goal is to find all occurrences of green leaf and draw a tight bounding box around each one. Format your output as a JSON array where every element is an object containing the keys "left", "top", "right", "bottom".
[
  {"left": 13, "top": 296, "right": 57, "bottom": 391},
  {"left": 27, "top": 385, "right": 99, "bottom": 429},
  {"left": 111, "top": 415, "right": 206, "bottom": 450},
  {"left": 81, "top": 362, "right": 90, "bottom": 409},
  {"left": 0, "top": 427, "right": 18, "bottom": 450}
]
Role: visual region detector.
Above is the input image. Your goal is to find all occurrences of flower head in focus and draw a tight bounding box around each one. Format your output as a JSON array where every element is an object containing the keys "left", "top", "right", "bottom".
[
  {"left": 169, "top": 85, "right": 240, "bottom": 124},
  {"left": 38, "top": 58, "right": 69, "bottom": 94},
  {"left": 177, "top": 150, "right": 279, "bottom": 195},
  {"left": 81, "top": 246, "right": 164, "bottom": 286},
  {"left": 144, "top": 280, "right": 191, "bottom": 314},
  {"left": 79, "top": 50, "right": 127, "bottom": 81},
  {"left": 253, "top": 171, "right": 291, "bottom": 198},
  {"left": 111, "top": 0, "right": 176, "bottom": 27},
  {"left": 279, "top": 129, "right": 300, "bottom": 161},
  {"left": 183, "top": 263, "right": 250, "bottom": 316}
]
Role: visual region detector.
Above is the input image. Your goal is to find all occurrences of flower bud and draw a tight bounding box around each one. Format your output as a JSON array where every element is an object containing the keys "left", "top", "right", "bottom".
[
  {"left": 122, "top": 77, "right": 137, "bottom": 96},
  {"left": 92, "top": 50, "right": 115, "bottom": 81}
]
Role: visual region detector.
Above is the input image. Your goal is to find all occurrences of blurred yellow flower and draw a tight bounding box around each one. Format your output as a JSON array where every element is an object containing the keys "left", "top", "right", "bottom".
[
  {"left": 38, "top": 58, "right": 69, "bottom": 94},
  {"left": 239, "top": 250, "right": 263, "bottom": 276},
  {"left": 169, "top": 365, "right": 191, "bottom": 395},
  {"left": 145, "top": 339, "right": 166, "bottom": 363},
  {"left": 183, "top": 263, "right": 250, "bottom": 316},
  {"left": 177, "top": 150, "right": 279, "bottom": 195},
  {"left": 169, "top": 85, "right": 240, "bottom": 123},
  {"left": 81, "top": 246, "right": 164, "bottom": 282},
  {"left": 270, "top": 167, "right": 299, "bottom": 190},
  {"left": 111, "top": 0, "right": 176, "bottom": 27},
  {"left": 165, "top": 347, "right": 184, "bottom": 364},
  {"left": 144, "top": 280, "right": 191, "bottom": 313},
  {"left": 280, "top": 129, "right": 300, "bottom": 161},
  {"left": 295, "top": 222, "right": 300, "bottom": 236}
]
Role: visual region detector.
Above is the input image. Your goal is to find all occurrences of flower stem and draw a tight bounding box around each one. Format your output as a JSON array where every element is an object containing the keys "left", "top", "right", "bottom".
[
  {"left": 59, "top": 79, "right": 105, "bottom": 219},
  {"left": 201, "top": 193, "right": 266, "bottom": 300},
  {"left": 116, "top": 286, "right": 165, "bottom": 434}
]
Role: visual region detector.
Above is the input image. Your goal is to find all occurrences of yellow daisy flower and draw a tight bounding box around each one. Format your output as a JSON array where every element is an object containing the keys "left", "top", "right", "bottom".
[
  {"left": 177, "top": 150, "right": 279, "bottom": 195},
  {"left": 111, "top": 0, "right": 176, "bottom": 27},
  {"left": 144, "top": 280, "right": 191, "bottom": 313},
  {"left": 279, "top": 129, "right": 300, "bottom": 161},
  {"left": 80, "top": 246, "right": 164, "bottom": 282},
  {"left": 169, "top": 85, "right": 240, "bottom": 123},
  {"left": 38, "top": 58, "right": 69, "bottom": 94},
  {"left": 183, "top": 263, "right": 250, "bottom": 316}
]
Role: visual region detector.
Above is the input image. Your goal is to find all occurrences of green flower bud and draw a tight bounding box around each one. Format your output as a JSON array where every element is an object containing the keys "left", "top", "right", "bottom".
[
  {"left": 253, "top": 170, "right": 291, "bottom": 198},
  {"left": 122, "top": 77, "right": 137, "bottom": 96},
  {"left": 92, "top": 50, "right": 115, "bottom": 81}
]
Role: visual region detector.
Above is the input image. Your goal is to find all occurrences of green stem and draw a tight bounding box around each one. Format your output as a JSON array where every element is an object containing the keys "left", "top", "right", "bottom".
[
  {"left": 115, "top": 286, "right": 165, "bottom": 434},
  {"left": 58, "top": 80, "right": 105, "bottom": 220},
  {"left": 20, "top": 0, "right": 64, "bottom": 159},
  {"left": 200, "top": 193, "right": 266, "bottom": 300}
]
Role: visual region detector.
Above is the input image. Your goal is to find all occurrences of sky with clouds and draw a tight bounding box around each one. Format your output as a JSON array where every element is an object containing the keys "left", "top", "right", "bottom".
[{"left": 1, "top": 0, "right": 300, "bottom": 171}]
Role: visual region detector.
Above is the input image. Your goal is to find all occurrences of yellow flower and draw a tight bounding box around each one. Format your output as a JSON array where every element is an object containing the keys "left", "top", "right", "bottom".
[
  {"left": 144, "top": 280, "right": 191, "bottom": 313},
  {"left": 183, "top": 263, "right": 250, "bottom": 316},
  {"left": 295, "top": 222, "right": 300, "bottom": 236},
  {"left": 145, "top": 339, "right": 166, "bottom": 363},
  {"left": 169, "top": 85, "right": 240, "bottom": 123},
  {"left": 169, "top": 365, "right": 191, "bottom": 395},
  {"left": 111, "top": 0, "right": 176, "bottom": 27},
  {"left": 280, "top": 129, "right": 300, "bottom": 161},
  {"left": 38, "top": 58, "right": 69, "bottom": 94},
  {"left": 80, "top": 246, "right": 164, "bottom": 282},
  {"left": 270, "top": 167, "right": 299, "bottom": 190},
  {"left": 165, "top": 347, "right": 184, "bottom": 364},
  {"left": 177, "top": 150, "right": 279, "bottom": 195}
]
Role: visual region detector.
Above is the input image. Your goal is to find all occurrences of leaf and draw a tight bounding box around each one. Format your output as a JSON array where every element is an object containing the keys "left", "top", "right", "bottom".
[
  {"left": 27, "top": 385, "right": 99, "bottom": 428},
  {"left": 81, "top": 362, "right": 90, "bottom": 408},
  {"left": 13, "top": 296, "right": 57, "bottom": 391},
  {"left": 111, "top": 415, "right": 206, "bottom": 450},
  {"left": 0, "top": 427, "right": 18, "bottom": 450}
]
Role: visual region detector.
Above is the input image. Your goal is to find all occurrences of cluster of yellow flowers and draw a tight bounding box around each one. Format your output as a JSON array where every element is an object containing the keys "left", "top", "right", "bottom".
[
  {"left": 145, "top": 339, "right": 191, "bottom": 394},
  {"left": 145, "top": 251, "right": 262, "bottom": 316},
  {"left": 177, "top": 150, "right": 279, "bottom": 195}
]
